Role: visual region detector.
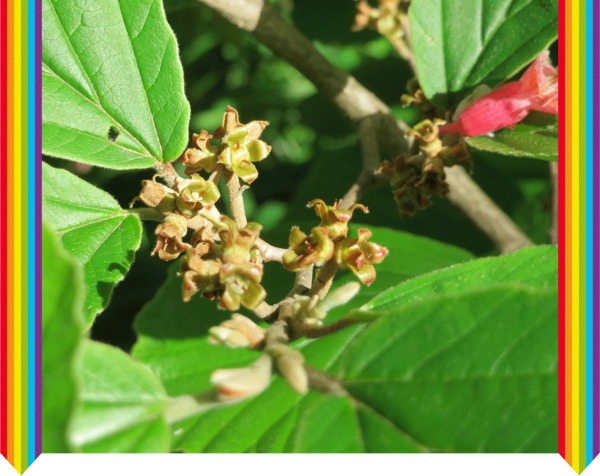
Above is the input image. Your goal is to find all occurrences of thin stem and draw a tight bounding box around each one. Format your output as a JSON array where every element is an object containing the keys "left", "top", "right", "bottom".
[
  {"left": 309, "top": 259, "right": 338, "bottom": 299},
  {"left": 129, "top": 207, "right": 165, "bottom": 222},
  {"left": 305, "top": 366, "right": 347, "bottom": 396},
  {"left": 255, "top": 238, "right": 286, "bottom": 263},
  {"left": 224, "top": 168, "right": 248, "bottom": 229}
]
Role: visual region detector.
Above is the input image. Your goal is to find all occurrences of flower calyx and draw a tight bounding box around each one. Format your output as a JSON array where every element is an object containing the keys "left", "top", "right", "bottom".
[
  {"left": 282, "top": 226, "right": 334, "bottom": 272},
  {"left": 308, "top": 199, "right": 368, "bottom": 242},
  {"left": 181, "top": 106, "right": 272, "bottom": 184},
  {"left": 335, "top": 228, "right": 388, "bottom": 285},
  {"left": 152, "top": 213, "right": 190, "bottom": 261},
  {"left": 176, "top": 174, "right": 220, "bottom": 218},
  {"left": 181, "top": 130, "right": 220, "bottom": 175}
]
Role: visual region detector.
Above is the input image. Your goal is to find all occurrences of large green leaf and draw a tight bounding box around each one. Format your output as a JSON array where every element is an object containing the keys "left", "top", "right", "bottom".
[
  {"left": 340, "top": 284, "right": 558, "bottom": 452},
  {"left": 42, "top": 162, "right": 142, "bottom": 324},
  {"left": 42, "top": 0, "right": 190, "bottom": 168},
  {"left": 466, "top": 125, "right": 558, "bottom": 162},
  {"left": 132, "top": 227, "right": 473, "bottom": 452},
  {"left": 366, "top": 245, "right": 557, "bottom": 311},
  {"left": 42, "top": 223, "right": 86, "bottom": 453},
  {"left": 410, "top": 0, "right": 559, "bottom": 108},
  {"left": 69, "top": 340, "right": 170, "bottom": 452}
]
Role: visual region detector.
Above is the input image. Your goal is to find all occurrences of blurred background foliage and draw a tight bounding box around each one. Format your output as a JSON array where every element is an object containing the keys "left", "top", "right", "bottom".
[{"left": 44, "top": 0, "right": 557, "bottom": 352}]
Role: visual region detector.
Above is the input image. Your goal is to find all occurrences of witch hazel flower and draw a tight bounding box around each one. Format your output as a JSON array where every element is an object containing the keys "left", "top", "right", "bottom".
[{"left": 439, "top": 51, "right": 558, "bottom": 137}]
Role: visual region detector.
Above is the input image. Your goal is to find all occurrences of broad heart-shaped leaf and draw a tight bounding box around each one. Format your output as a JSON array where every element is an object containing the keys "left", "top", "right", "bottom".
[
  {"left": 132, "top": 226, "right": 474, "bottom": 452},
  {"left": 340, "top": 284, "right": 558, "bottom": 452},
  {"left": 42, "top": 0, "right": 190, "bottom": 168},
  {"left": 410, "top": 0, "right": 558, "bottom": 108},
  {"left": 42, "top": 162, "right": 142, "bottom": 324},
  {"left": 42, "top": 223, "right": 86, "bottom": 453},
  {"left": 466, "top": 125, "right": 558, "bottom": 161},
  {"left": 69, "top": 340, "right": 170, "bottom": 452}
]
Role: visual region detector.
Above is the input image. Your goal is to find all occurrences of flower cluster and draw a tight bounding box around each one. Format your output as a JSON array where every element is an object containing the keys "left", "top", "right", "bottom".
[
  {"left": 439, "top": 51, "right": 558, "bottom": 137},
  {"left": 180, "top": 216, "right": 267, "bottom": 311},
  {"left": 283, "top": 200, "right": 388, "bottom": 285},
  {"left": 131, "top": 175, "right": 220, "bottom": 261},
  {"left": 379, "top": 119, "right": 471, "bottom": 217},
  {"left": 182, "top": 106, "right": 271, "bottom": 184}
]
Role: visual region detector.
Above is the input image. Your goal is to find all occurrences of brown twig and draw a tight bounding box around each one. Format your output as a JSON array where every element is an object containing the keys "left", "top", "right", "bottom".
[
  {"left": 255, "top": 238, "right": 286, "bottom": 263},
  {"left": 445, "top": 167, "right": 534, "bottom": 254},
  {"left": 309, "top": 259, "right": 339, "bottom": 299},
  {"left": 223, "top": 168, "right": 248, "bottom": 229},
  {"left": 198, "top": 0, "right": 533, "bottom": 254}
]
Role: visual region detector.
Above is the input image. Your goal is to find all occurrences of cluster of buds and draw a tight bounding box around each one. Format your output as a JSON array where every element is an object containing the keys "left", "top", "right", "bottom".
[
  {"left": 283, "top": 200, "right": 388, "bottom": 285},
  {"left": 379, "top": 120, "right": 471, "bottom": 217},
  {"left": 180, "top": 216, "right": 267, "bottom": 311},
  {"left": 131, "top": 175, "right": 220, "bottom": 261},
  {"left": 353, "top": 0, "right": 412, "bottom": 63},
  {"left": 182, "top": 106, "right": 272, "bottom": 184}
]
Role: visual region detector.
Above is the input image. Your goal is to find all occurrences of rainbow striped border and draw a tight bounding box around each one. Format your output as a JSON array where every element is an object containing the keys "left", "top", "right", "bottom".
[
  {"left": 0, "top": 0, "right": 598, "bottom": 474},
  {"left": 559, "top": 0, "right": 600, "bottom": 474},
  {"left": 0, "top": 0, "right": 40, "bottom": 474}
]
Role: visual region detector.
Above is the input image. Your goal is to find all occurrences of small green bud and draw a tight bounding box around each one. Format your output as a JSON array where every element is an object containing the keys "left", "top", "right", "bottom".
[{"left": 176, "top": 175, "right": 221, "bottom": 218}]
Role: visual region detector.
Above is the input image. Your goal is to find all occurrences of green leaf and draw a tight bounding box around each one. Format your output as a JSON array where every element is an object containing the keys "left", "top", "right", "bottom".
[
  {"left": 69, "top": 340, "right": 170, "bottom": 453},
  {"left": 42, "top": 162, "right": 142, "bottom": 324},
  {"left": 42, "top": 0, "right": 190, "bottom": 168},
  {"left": 132, "top": 228, "right": 473, "bottom": 452},
  {"left": 410, "top": 0, "right": 559, "bottom": 108},
  {"left": 340, "top": 284, "right": 558, "bottom": 452},
  {"left": 42, "top": 223, "right": 86, "bottom": 453},
  {"left": 366, "top": 245, "right": 557, "bottom": 312},
  {"left": 466, "top": 125, "right": 558, "bottom": 161}
]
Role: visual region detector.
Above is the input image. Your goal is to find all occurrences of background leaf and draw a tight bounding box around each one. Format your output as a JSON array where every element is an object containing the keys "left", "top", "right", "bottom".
[
  {"left": 42, "top": 162, "right": 142, "bottom": 324},
  {"left": 42, "top": 0, "right": 190, "bottom": 168},
  {"left": 466, "top": 125, "right": 558, "bottom": 161},
  {"left": 42, "top": 223, "right": 86, "bottom": 453},
  {"left": 131, "top": 228, "right": 473, "bottom": 452},
  {"left": 69, "top": 340, "right": 170, "bottom": 452},
  {"left": 410, "top": 0, "right": 559, "bottom": 108}
]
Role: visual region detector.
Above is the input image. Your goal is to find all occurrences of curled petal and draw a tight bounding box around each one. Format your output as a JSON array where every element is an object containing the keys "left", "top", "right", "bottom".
[
  {"left": 247, "top": 140, "right": 271, "bottom": 163},
  {"left": 232, "top": 161, "right": 259, "bottom": 184},
  {"left": 246, "top": 121, "right": 269, "bottom": 141}
]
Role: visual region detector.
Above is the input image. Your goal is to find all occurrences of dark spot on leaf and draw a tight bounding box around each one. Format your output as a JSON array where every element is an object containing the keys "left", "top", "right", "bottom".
[{"left": 108, "top": 125, "right": 120, "bottom": 142}]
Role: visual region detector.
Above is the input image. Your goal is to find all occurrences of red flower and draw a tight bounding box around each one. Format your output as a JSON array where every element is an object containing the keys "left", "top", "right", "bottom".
[{"left": 439, "top": 51, "right": 558, "bottom": 137}]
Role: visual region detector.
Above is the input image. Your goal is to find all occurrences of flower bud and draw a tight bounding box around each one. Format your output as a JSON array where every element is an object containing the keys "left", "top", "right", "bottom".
[
  {"left": 317, "top": 282, "right": 361, "bottom": 313},
  {"left": 216, "top": 314, "right": 266, "bottom": 349},
  {"left": 210, "top": 354, "right": 272, "bottom": 402},
  {"left": 269, "top": 345, "right": 308, "bottom": 395},
  {"left": 208, "top": 327, "right": 250, "bottom": 348}
]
